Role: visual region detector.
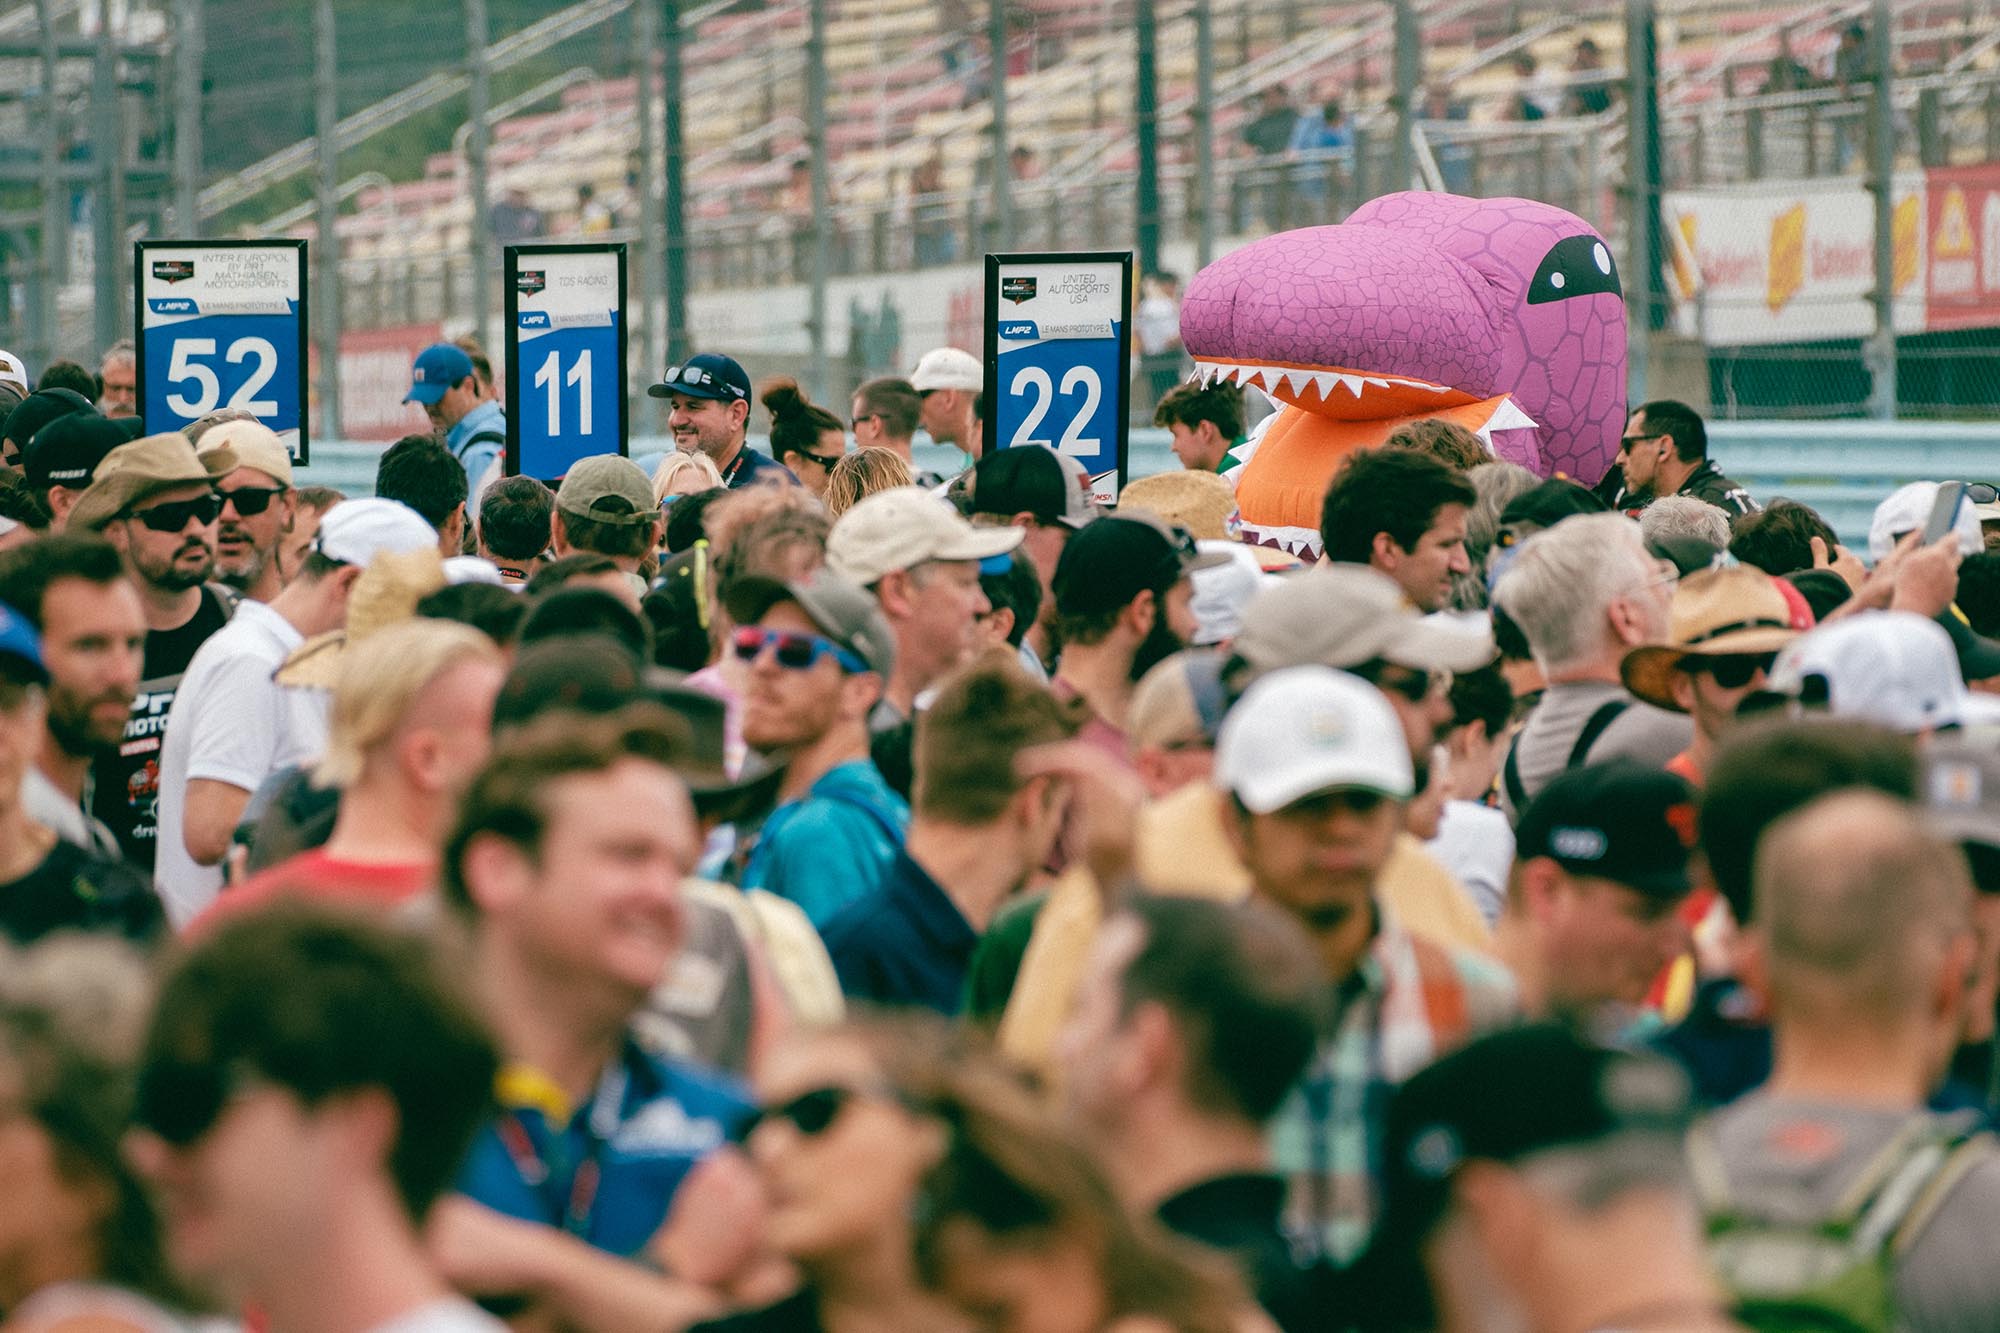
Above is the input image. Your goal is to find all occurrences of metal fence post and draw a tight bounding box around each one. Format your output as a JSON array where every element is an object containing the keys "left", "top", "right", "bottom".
[
  {"left": 92, "top": 29, "right": 126, "bottom": 357},
  {"left": 989, "top": 0, "right": 1010, "bottom": 253},
  {"left": 1865, "top": 0, "right": 1896, "bottom": 420},
  {"left": 1193, "top": 0, "right": 1214, "bottom": 268},
  {"left": 1390, "top": 0, "right": 1418, "bottom": 193},
  {"left": 175, "top": 0, "right": 203, "bottom": 234},
  {"left": 635, "top": 0, "right": 662, "bottom": 424},
  {"left": 37, "top": 0, "right": 64, "bottom": 366},
  {"left": 1625, "top": 0, "right": 1657, "bottom": 407},
  {"left": 807, "top": 0, "right": 830, "bottom": 402},
  {"left": 1135, "top": 0, "right": 1160, "bottom": 275},
  {"left": 466, "top": 0, "right": 491, "bottom": 350},
  {"left": 314, "top": 0, "right": 342, "bottom": 440},
  {"left": 663, "top": 0, "right": 690, "bottom": 364}
]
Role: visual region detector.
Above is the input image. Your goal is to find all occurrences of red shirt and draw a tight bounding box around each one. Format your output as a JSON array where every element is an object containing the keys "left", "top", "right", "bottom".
[{"left": 191, "top": 849, "right": 436, "bottom": 933}]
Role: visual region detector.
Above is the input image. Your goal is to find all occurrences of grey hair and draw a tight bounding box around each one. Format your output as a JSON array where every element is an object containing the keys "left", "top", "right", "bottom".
[
  {"left": 1493, "top": 513, "right": 1654, "bottom": 676},
  {"left": 1639, "top": 495, "right": 1730, "bottom": 552},
  {"left": 1452, "top": 461, "right": 1542, "bottom": 612}
]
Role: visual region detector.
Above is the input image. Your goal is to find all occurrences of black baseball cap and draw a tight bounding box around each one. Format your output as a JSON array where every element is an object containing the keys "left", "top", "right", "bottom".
[
  {"left": 1513, "top": 760, "right": 1698, "bottom": 899},
  {"left": 1356, "top": 1024, "right": 1696, "bottom": 1324},
  {"left": 1498, "top": 478, "right": 1607, "bottom": 534},
  {"left": 969, "top": 445, "right": 1096, "bottom": 529},
  {"left": 2, "top": 388, "right": 95, "bottom": 452},
  {"left": 24, "top": 412, "right": 133, "bottom": 489},
  {"left": 1051, "top": 512, "right": 1230, "bottom": 618},
  {"left": 647, "top": 352, "right": 751, "bottom": 404}
]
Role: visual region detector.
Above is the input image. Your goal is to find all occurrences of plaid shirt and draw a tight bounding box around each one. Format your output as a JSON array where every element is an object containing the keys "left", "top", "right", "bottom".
[{"left": 1269, "top": 913, "right": 1517, "bottom": 1263}]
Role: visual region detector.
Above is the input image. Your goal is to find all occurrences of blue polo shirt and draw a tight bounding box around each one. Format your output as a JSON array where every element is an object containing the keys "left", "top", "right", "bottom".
[
  {"left": 720, "top": 445, "right": 797, "bottom": 490},
  {"left": 456, "top": 1039, "right": 753, "bottom": 1257},
  {"left": 445, "top": 399, "right": 506, "bottom": 486},
  {"left": 819, "top": 848, "right": 978, "bottom": 1014}
]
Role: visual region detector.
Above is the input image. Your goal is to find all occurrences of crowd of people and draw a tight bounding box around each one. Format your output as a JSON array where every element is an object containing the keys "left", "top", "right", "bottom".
[{"left": 1, "top": 328, "right": 1999, "bottom": 1333}]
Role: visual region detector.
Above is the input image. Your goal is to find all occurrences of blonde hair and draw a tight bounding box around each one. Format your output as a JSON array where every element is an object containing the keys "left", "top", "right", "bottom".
[
  {"left": 316, "top": 618, "right": 503, "bottom": 789},
  {"left": 825, "top": 447, "right": 914, "bottom": 518},
  {"left": 650, "top": 449, "right": 725, "bottom": 507}
]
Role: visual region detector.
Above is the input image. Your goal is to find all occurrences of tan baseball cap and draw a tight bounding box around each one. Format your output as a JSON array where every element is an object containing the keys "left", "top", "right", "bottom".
[
  {"left": 557, "top": 454, "right": 657, "bottom": 526},
  {"left": 826, "top": 485, "right": 1022, "bottom": 587},
  {"left": 1233, "top": 565, "right": 1497, "bottom": 678},
  {"left": 199, "top": 418, "right": 294, "bottom": 487},
  {"left": 68, "top": 433, "right": 237, "bottom": 532}
]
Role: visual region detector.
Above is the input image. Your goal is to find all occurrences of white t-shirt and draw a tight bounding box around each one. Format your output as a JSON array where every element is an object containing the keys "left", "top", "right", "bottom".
[
  {"left": 1426, "top": 799, "right": 1515, "bottom": 926},
  {"left": 366, "top": 1298, "right": 508, "bottom": 1333},
  {"left": 154, "top": 600, "right": 329, "bottom": 928}
]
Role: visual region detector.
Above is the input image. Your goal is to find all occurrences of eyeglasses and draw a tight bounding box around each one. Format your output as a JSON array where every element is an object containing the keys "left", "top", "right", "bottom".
[
  {"left": 133, "top": 1057, "right": 256, "bottom": 1146},
  {"left": 1967, "top": 482, "right": 2000, "bottom": 505},
  {"left": 730, "top": 624, "right": 870, "bottom": 674},
  {"left": 1365, "top": 663, "right": 1447, "bottom": 705},
  {"left": 1688, "top": 651, "right": 1776, "bottom": 690},
  {"left": 850, "top": 413, "right": 881, "bottom": 430},
  {"left": 1618, "top": 433, "right": 1664, "bottom": 448},
  {"left": 126, "top": 493, "right": 224, "bottom": 532},
  {"left": 734, "top": 1084, "right": 869, "bottom": 1142},
  {"left": 799, "top": 451, "right": 845, "bottom": 471},
  {"left": 218, "top": 485, "right": 285, "bottom": 517}
]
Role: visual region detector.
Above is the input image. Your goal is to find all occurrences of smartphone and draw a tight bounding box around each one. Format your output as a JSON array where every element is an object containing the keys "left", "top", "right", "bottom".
[{"left": 1924, "top": 481, "right": 1969, "bottom": 545}]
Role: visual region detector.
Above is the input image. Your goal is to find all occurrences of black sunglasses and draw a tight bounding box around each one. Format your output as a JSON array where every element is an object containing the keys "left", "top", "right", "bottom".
[
  {"left": 799, "top": 451, "right": 845, "bottom": 470},
  {"left": 127, "top": 493, "right": 224, "bottom": 533},
  {"left": 133, "top": 1057, "right": 252, "bottom": 1146},
  {"left": 850, "top": 413, "right": 881, "bottom": 429},
  {"left": 218, "top": 485, "right": 285, "bottom": 517},
  {"left": 734, "top": 1084, "right": 864, "bottom": 1142},
  {"left": 1967, "top": 482, "right": 2000, "bottom": 506},
  {"left": 1689, "top": 652, "right": 1776, "bottom": 690}
]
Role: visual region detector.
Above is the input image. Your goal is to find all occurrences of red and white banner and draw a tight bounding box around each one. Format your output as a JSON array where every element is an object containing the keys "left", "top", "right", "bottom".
[
  {"left": 329, "top": 323, "right": 441, "bottom": 442},
  {"left": 1923, "top": 162, "right": 2000, "bottom": 332}
]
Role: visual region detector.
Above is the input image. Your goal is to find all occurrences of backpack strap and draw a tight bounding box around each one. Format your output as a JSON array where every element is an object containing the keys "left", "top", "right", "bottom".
[
  {"left": 1501, "top": 738, "right": 1530, "bottom": 815},
  {"left": 1890, "top": 1127, "right": 2000, "bottom": 1257},
  {"left": 1685, "top": 1120, "right": 1736, "bottom": 1219},
  {"left": 453, "top": 428, "right": 506, "bottom": 465},
  {"left": 1568, "top": 699, "right": 1631, "bottom": 768}
]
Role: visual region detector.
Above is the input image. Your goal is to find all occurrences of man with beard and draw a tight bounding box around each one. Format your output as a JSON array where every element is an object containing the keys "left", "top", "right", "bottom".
[
  {"left": 647, "top": 353, "right": 794, "bottom": 490},
  {"left": 68, "top": 433, "right": 237, "bottom": 870},
  {"left": 0, "top": 534, "right": 145, "bottom": 858},
  {"left": 195, "top": 418, "right": 297, "bottom": 602},
  {"left": 819, "top": 652, "right": 1080, "bottom": 1012},
  {"left": 1047, "top": 512, "right": 1226, "bottom": 756}
]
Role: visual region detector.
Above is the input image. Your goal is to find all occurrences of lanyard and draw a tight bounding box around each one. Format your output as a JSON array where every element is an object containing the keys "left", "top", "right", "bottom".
[{"left": 495, "top": 1060, "right": 627, "bottom": 1238}]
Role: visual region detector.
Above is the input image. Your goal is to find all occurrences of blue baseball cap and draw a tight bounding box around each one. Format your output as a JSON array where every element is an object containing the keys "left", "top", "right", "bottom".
[
  {"left": 405, "top": 344, "right": 477, "bottom": 406},
  {"left": 0, "top": 600, "right": 47, "bottom": 685},
  {"left": 647, "top": 352, "right": 751, "bottom": 403}
]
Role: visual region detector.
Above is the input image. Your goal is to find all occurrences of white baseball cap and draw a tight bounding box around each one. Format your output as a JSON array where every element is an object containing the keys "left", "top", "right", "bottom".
[
  {"left": 1188, "top": 540, "right": 1270, "bottom": 646},
  {"left": 1761, "top": 610, "right": 1973, "bottom": 733},
  {"left": 313, "top": 498, "right": 439, "bottom": 568},
  {"left": 443, "top": 555, "right": 506, "bottom": 586},
  {"left": 0, "top": 350, "right": 28, "bottom": 397},
  {"left": 1214, "top": 665, "right": 1415, "bottom": 814},
  {"left": 826, "top": 485, "right": 1022, "bottom": 587},
  {"left": 1867, "top": 481, "right": 1983, "bottom": 562},
  {"left": 909, "top": 347, "right": 983, "bottom": 393}
]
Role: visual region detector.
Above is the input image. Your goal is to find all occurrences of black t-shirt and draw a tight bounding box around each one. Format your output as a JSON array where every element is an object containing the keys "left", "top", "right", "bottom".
[
  {"left": 93, "top": 585, "right": 233, "bottom": 870},
  {"left": 687, "top": 1288, "right": 823, "bottom": 1333},
  {"left": 0, "top": 838, "right": 165, "bottom": 946},
  {"left": 1158, "top": 1173, "right": 1322, "bottom": 1333}
]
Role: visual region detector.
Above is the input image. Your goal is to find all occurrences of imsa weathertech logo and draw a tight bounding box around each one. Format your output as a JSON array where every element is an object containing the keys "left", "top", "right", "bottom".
[
  {"left": 1000, "top": 275, "right": 1037, "bottom": 304},
  {"left": 152, "top": 260, "right": 195, "bottom": 283},
  {"left": 516, "top": 270, "right": 546, "bottom": 295}
]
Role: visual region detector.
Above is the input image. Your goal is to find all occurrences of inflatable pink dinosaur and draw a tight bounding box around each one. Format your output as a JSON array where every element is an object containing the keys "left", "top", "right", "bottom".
[{"left": 1181, "top": 192, "right": 1628, "bottom": 553}]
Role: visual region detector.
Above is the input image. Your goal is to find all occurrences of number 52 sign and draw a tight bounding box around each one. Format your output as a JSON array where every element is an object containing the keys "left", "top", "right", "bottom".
[
  {"left": 983, "top": 251, "right": 1133, "bottom": 504},
  {"left": 135, "top": 239, "right": 309, "bottom": 462},
  {"left": 505, "top": 244, "right": 628, "bottom": 480}
]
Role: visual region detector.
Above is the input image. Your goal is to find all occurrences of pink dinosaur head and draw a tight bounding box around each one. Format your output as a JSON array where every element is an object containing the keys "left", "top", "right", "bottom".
[{"left": 1181, "top": 192, "right": 1628, "bottom": 485}]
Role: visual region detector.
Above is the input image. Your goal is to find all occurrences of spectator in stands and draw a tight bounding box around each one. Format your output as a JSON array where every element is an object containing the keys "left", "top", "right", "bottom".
[
  {"left": 490, "top": 185, "right": 543, "bottom": 244},
  {"left": 1764, "top": 27, "right": 1813, "bottom": 92},
  {"left": 1056, "top": 895, "right": 1325, "bottom": 1333},
  {"left": 1286, "top": 99, "right": 1351, "bottom": 213},
  {"left": 651, "top": 450, "right": 725, "bottom": 513},
  {"left": 37, "top": 360, "right": 98, "bottom": 404},
  {"left": 829, "top": 486, "right": 1022, "bottom": 730},
  {"left": 1565, "top": 37, "right": 1614, "bottom": 115},
  {"left": 1137, "top": 272, "right": 1186, "bottom": 408},
  {"left": 1612, "top": 400, "right": 1758, "bottom": 517},
  {"left": 1727, "top": 498, "right": 1841, "bottom": 577},
  {"left": 762, "top": 378, "right": 848, "bottom": 501},
  {"left": 129, "top": 911, "right": 500, "bottom": 1333},
  {"left": 910, "top": 347, "right": 982, "bottom": 460},
  {"left": 577, "top": 180, "right": 613, "bottom": 235},
  {"left": 820, "top": 653, "right": 1078, "bottom": 1012},
  {"left": 158, "top": 498, "right": 444, "bottom": 929},
  {"left": 376, "top": 434, "right": 465, "bottom": 557},
  {"left": 824, "top": 447, "right": 913, "bottom": 519},
  {"left": 1155, "top": 379, "right": 1246, "bottom": 473},
  {"left": 850, "top": 376, "right": 922, "bottom": 470},
  {"left": 910, "top": 149, "right": 956, "bottom": 266},
  {"left": 552, "top": 456, "right": 663, "bottom": 595},
  {"left": 96, "top": 340, "right": 136, "bottom": 418},
  {"left": 728, "top": 569, "right": 909, "bottom": 925},
  {"left": 477, "top": 474, "right": 555, "bottom": 587},
  {"left": 650, "top": 352, "right": 795, "bottom": 490},
  {"left": 1492, "top": 512, "right": 1689, "bottom": 819},
  {"left": 1321, "top": 448, "right": 1476, "bottom": 614},
  {"left": 404, "top": 344, "right": 504, "bottom": 492},
  {"left": 1508, "top": 50, "right": 1557, "bottom": 121},
  {"left": 1241, "top": 85, "right": 1296, "bottom": 157},
  {"left": 0, "top": 535, "right": 143, "bottom": 857},
  {"left": 197, "top": 419, "right": 297, "bottom": 603}
]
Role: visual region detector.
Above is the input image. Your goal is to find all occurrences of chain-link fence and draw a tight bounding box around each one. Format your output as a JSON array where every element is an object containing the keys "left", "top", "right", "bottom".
[{"left": 11, "top": 0, "right": 2000, "bottom": 439}]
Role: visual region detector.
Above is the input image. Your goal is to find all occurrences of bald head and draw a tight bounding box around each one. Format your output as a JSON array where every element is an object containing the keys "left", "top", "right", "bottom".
[{"left": 1754, "top": 790, "right": 1973, "bottom": 1023}]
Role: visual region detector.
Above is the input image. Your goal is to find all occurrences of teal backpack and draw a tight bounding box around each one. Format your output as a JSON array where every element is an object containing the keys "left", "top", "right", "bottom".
[{"left": 1687, "top": 1112, "right": 1997, "bottom": 1333}]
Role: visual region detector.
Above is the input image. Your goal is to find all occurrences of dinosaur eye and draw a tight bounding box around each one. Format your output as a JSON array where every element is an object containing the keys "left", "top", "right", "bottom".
[{"left": 1527, "top": 235, "right": 1621, "bottom": 304}]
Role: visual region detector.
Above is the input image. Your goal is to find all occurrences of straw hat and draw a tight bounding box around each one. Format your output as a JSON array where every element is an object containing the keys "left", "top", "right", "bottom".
[{"left": 1620, "top": 566, "right": 1803, "bottom": 711}]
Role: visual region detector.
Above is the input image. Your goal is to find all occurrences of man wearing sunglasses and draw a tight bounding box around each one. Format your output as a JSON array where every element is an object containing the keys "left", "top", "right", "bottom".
[
  {"left": 1609, "top": 400, "right": 1757, "bottom": 519},
  {"left": 1620, "top": 566, "right": 1802, "bottom": 786},
  {"left": 725, "top": 569, "right": 909, "bottom": 927},
  {"left": 195, "top": 418, "right": 297, "bottom": 603},
  {"left": 647, "top": 352, "right": 795, "bottom": 491},
  {"left": 67, "top": 432, "right": 239, "bottom": 870},
  {"left": 128, "top": 909, "right": 504, "bottom": 1333}
]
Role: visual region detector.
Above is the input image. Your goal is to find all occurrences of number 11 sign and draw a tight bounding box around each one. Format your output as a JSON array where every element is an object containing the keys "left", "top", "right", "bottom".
[
  {"left": 504, "top": 243, "right": 628, "bottom": 480},
  {"left": 983, "top": 250, "right": 1132, "bottom": 504}
]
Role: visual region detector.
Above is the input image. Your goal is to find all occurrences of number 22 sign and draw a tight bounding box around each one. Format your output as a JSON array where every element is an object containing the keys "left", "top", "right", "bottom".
[
  {"left": 135, "top": 239, "right": 309, "bottom": 462},
  {"left": 983, "top": 251, "right": 1132, "bottom": 504},
  {"left": 505, "top": 244, "right": 628, "bottom": 481}
]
